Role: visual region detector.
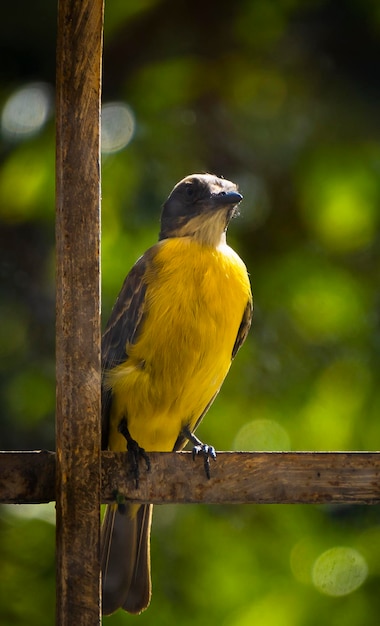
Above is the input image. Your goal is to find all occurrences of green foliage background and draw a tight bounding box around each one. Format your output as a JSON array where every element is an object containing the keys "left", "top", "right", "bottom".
[{"left": 1, "top": 0, "right": 380, "bottom": 624}]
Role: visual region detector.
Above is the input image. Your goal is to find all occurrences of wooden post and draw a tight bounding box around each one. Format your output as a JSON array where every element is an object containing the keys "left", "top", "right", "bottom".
[{"left": 55, "top": 0, "right": 104, "bottom": 624}]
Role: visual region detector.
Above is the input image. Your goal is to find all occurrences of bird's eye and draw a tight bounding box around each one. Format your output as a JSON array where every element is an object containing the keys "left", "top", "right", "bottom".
[{"left": 185, "top": 184, "right": 194, "bottom": 197}]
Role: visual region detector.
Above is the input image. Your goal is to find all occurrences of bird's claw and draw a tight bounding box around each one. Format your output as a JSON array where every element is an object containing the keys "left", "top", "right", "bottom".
[
  {"left": 192, "top": 443, "right": 216, "bottom": 480},
  {"left": 181, "top": 426, "right": 217, "bottom": 479},
  {"left": 118, "top": 417, "right": 151, "bottom": 488},
  {"left": 127, "top": 438, "right": 151, "bottom": 488}
]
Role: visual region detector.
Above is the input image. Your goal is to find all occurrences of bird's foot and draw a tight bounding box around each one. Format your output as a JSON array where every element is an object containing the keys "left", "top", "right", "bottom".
[
  {"left": 183, "top": 428, "right": 216, "bottom": 480},
  {"left": 118, "top": 417, "right": 151, "bottom": 488}
]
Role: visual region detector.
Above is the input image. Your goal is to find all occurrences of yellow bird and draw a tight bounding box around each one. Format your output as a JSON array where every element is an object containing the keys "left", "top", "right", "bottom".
[{"left": 101, "top": 173, "right": 253, "bottom": 615}]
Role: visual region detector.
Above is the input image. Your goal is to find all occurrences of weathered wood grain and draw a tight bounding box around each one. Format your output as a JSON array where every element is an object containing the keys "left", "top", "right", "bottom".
[
  {"left": 101, "top": 450, "right": 380, "bottom": 505},
  {"left": 1, "top": 451, "right": 379, "bottom": 505},
  {"left": 55, "top": 0, "right": 104, "bottom": 623},
  {"left": 0, "top": 450, "right": 55, "bottom": 503}
]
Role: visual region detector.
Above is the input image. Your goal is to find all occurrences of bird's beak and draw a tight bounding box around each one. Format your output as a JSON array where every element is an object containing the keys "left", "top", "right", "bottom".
[{"left": 211, "top": 190, "right": 243, "bottom": 206}]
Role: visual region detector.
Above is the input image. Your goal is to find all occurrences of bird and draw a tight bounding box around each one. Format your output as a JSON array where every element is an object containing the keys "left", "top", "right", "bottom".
[{"left": 101, "top": 173, "right": 253, "bottom": 615}]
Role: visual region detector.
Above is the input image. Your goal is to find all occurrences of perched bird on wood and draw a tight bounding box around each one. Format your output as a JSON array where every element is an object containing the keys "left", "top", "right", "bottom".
[{"left": 101, "top": 173, "right": 253, "bottom": 615}]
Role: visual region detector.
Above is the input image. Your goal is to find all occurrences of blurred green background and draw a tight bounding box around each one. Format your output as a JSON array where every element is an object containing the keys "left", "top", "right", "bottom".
[{"left": 1, "top": 0, "right": 380, "bottom": 624}]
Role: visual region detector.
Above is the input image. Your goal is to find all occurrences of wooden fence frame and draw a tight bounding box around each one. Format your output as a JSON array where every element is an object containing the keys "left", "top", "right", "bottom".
[{"left": 0, "top": 1, "right": 379, "bottom": 624}]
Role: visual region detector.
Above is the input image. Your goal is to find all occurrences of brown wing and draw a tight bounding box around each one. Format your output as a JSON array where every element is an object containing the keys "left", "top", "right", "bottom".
[
  {"left": 101, "top": 247, "right": 155, "bottom": 448},
  {"left": 232, "top": 297, "right": 253, "bottom": 359}
]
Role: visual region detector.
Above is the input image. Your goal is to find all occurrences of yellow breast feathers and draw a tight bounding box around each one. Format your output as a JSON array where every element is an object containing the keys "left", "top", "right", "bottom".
[{"left": 106, "top": 237, "right": 252, "bottom": 453}]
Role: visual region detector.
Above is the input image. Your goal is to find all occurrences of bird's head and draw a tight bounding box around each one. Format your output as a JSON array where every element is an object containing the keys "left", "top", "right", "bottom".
[{"left": 159, "top": 174, "right": 243, "bottom": 247}]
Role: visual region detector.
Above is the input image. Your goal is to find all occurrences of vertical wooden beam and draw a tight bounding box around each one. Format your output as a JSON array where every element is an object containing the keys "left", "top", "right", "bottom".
[{"left": 55, "top": 1, "right": 104, "bottom": 624}]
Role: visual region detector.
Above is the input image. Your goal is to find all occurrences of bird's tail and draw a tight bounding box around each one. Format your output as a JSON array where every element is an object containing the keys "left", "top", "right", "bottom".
[{"left": 101, "top": 502, "right": 153, "bottom": 615}]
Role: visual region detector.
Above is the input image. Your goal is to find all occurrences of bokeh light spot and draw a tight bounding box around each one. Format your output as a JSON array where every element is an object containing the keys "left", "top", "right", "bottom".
[
  {"left": 312, "top": 547, "right": 368, "bottom": 597},
  {"left": 101, "top": 102, "right": 135, "bottom": 153},
  {"left": 0, "top": 142, "right": 53, "bottom": 222},
  {"left": 1, "top": 82, "right": 53, "bottom": 141},
  {"left": 299, "top": 357, "right": 371, "bottom": 449},
  {"left": 5, "top": 503, "right": 56, "bottom": 525},
  {"left": 290, "top": 539, "right": 318, "bottom": 585},
  {"left": 234, "top": 418, "right": 291, "bottom": 451},
  {"left": 298, "top": 146, "right": 379, "bottom": 252},
  {"left": 290, "top": 267, "right": 368, "bottom": 342}
]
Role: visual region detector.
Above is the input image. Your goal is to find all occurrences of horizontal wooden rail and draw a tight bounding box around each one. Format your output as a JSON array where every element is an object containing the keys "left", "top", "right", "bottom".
[
  {"left": 1, "top": 450, "right": 379, "bottom": 505},
  {"left": 0, "top": 451, "right": 56, "bottom": 503}
]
